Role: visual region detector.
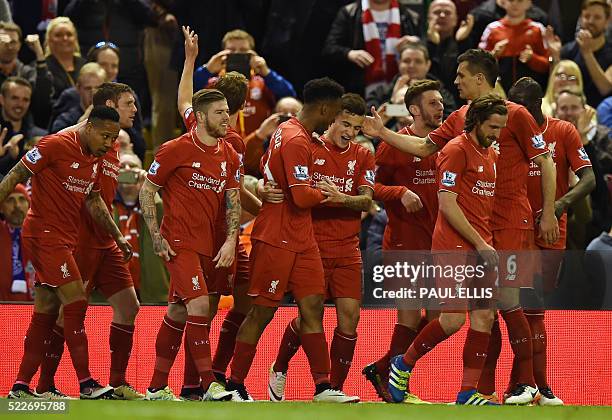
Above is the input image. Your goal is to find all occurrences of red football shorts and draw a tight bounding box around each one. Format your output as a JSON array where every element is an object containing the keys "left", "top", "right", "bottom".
[
  {"left": 535, "top": 246, "right": 565, "bottom": 293},
  {"left": 322, "top": 256, "right": 362, "bottom": 301},
  {"left": 493, "top": 229, "right": 537, "bottom": 288},
  {"left": 75, "top": 245, "right": 133, "bottom": 298},
  {"left": 24, "top": 237, "right": 81, "bottom": 288},
  {"left": 433, "top": 251, "right": 497, "bottom": 312},
  {"left": 166, "top": 248, "right": 213, "bottom": 303},
  {"left": 209, "top": 241, "right": 250, "bottom": 295},
  {"left": 249, "top": 240, "right": 324, "bottom": 307}
]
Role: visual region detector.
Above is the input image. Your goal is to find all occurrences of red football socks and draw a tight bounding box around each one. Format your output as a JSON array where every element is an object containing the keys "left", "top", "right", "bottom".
[
  {"left": 212, "top": 310, "right": 246, "bottom": 376},
  {"left": 501, "top": 308, "right": 536, "bottom": 387},
  {"left": 15, "top": 312, "right": 57, "bottom": 385},
  {"left": 461, "top": 328, "right": 490, "bottom": 391},
  {"left": 63, "top": 300, "right": 91, "bottom": 381},
  {"left": 301, "top": 332, "right": 331, "bottom": 385},
  {"left": 229, "top": 341, "right": 257, "bottom": 384},
  {"left": 109, "top": 322, "right": 135, "bottom": 387},
  {"left": 403, "top": 318, "right": 449, "bottom": 367},
  {"left": 184, "top": 315, "right": 215, "bottom": 390},
  {"left": 374, "top": 324, "right": 418, "bottom": 378},
  {"left": 36, "top": 325, "right": 64, "bottom": 393},
  {"left": 525, "top": 310, "right": 548, "bottom": 388},
  {"left": 330, "top": 328, "right": 357, "bottom": 390},
  {"left": 478, "top": 318, "right": 501, "bottom": 395},
  {"left": 273, "top": 318, "right": 301, "bottom": 373},
  {"left": 183, "top": 333, "right": 200, "bottom": 388},
  {"left": 150, "top": 315, "right": 185, "bottom": 390}
]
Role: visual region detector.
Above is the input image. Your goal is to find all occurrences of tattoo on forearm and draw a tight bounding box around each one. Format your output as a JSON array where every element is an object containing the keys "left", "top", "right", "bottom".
[
  {"left": 0, "top": 162, "right": 32, "bottom": 203},
  {"left": 225, "top": 189, "right": 241, "bottom": 240},
  {"left": 343, "top": 186, "right": 373, "bottom": 212},
  {"left": 139, "top": 182, "right": 160, "bottom": 236},
  {"left": 86, "top": 192, "right": 121, "bottom": 239}
]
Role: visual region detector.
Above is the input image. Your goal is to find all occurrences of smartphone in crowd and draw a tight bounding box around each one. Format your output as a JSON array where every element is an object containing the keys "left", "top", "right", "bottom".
[
  {"left": 117, "top": 171, "right": 140, "bottom": 184},
  {"left": 226, "top": 53, "right": 251, "bottom": 79},
  {"left": 385, "top": 103, "right": 410, "bottom": 118}
]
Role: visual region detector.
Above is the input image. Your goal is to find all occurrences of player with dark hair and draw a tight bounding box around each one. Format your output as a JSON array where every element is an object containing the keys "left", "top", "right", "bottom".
[
  {"left": 139, "top": 79, "right": 242, "bottom": 401},
  {"left": 3, "top": 106, "right": 131, "bottom": 400},
  {"left": 364, "top": 49, "right": 559, "bottom": 405},
  {"left": 176, "top": 26, "right": 263, "bottom": 400},
  {"left": 34, "top": 82, "right": 145, "bottom": 400},
  {"left": 226, "top": 77, "right": 353, "bottom": 402},
  {"left": 508, "top": 77, "right": 595, "bottom": 406},
  {"left": 388, "top": 94, "right": 507, "bottom": 405},
  {"left": 268, "top": 93, "right": 373, "bottom": 402},
  {"left": 363, "top": 79, "right": 444, "bottom": 403}
]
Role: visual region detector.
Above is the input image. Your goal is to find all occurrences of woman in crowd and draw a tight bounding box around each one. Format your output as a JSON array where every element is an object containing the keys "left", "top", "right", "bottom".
[{"left": 45, "top": 17, "right": 86, "bottom": 101}]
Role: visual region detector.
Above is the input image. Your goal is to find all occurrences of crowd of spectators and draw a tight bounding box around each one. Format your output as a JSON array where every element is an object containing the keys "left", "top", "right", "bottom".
[{"left": 0, "top": 0, "right": 611, "bottom": 304}]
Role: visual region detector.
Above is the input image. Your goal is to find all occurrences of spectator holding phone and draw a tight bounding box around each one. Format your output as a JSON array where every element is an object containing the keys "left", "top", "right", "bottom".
[
  {"left": 113, "top": 152, "right": 169, "bottom": 303},
  {"left": 194, "top": 29, "right": 296, "bottom": 137}
]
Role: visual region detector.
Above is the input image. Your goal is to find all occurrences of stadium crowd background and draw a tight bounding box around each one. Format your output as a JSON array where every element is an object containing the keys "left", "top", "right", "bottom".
[{"left": 0, "top": 0, "right": 610, "bottom": 308}]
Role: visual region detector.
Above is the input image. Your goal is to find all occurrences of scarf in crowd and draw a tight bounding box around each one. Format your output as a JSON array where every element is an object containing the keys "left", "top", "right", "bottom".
[{"left": 362, "top": 0, "right": 401, "bottom": 85}]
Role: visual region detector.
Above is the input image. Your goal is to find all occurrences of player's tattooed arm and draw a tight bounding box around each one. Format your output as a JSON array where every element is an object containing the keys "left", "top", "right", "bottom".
[
  {"left": 139, "top": 178, "right": 176, "bottom": 261},
  {"left": 0, "top": 161, "right": 32, "bottom": 203},
  {"left": 86, "top": 190, "right": 133, "bottom": 261},
  {"left": 225, "top": 188, "right": 241, "bottom": 241},
  {"left": 317, "top": 180, "right": 373, "bottom": 211},
  {"left": 214, "top": 188, "right": 241, "bottom": 268}
]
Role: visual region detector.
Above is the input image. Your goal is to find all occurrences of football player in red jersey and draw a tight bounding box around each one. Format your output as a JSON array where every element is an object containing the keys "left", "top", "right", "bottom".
[
  {"left": 176, "top": 27, "right": 262, "bottom": 400},
  {"left": 508, "top": 77, "right": 595, "bottom": 406},
  {"left": 34, "top": 82, "right": 143, "bottom": 401},
  {"left": 1, "top": 106, "right": 132, "bottom": 399},
  {"left": 387, "top": 94, "right": 506, "bottom": 405},
  {"left": 267, "top": 93, "right": 373, "bottom": 402},
  {"left": 364, "top": 49, "right": 559, "bottom": 405},
  {"left": 363, "top": 80, "right": 443, "bottom": 403},
  {"left": 139, "top": 85, "right": 242, "bottom": 401},
  {"left": 227, "top": 77, "right": 353, "bottom": 402}
]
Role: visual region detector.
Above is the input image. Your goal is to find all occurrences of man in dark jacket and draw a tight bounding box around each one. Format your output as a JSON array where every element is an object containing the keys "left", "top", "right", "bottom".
[{"left": 322, "top": 0, "right": 421, "bottom": 97}]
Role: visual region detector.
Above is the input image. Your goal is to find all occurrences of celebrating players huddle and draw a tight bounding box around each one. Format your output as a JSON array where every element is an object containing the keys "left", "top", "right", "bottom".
[{"left": 0, "top": 26, "right": 594, "bottom": 405}]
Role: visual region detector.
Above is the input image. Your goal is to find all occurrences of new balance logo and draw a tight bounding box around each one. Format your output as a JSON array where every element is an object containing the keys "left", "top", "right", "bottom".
[
  {"left": 192, "top": 276, "right": 201, "bottom": 290},
  {"left": 192, "top": 162, "right": 201, "bottom": 168},
  {"left": 60, "top": 263, "right": 70, "bottom": 279},
  {"left": 314, "top": 159, "right": 325, "bottom": 165},
  {"left": 478, "top": 165, "right": 484, "bottom": 172},
  {"left": 70, "top": 162, "right": 80, "bottom": 169},
  {"left": 268, "top": 280, "right": 279, "bottom": 293},
  {"left": 413, "top": 156, "right": 421, "bottom": 163}
]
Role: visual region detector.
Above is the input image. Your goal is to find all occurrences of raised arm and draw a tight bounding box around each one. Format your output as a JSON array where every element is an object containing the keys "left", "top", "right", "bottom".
[
  {"left": 85, "top": 190, "right": 132, "bottom": 261},
  {"left": 178, "top": 25, "right": 198, "bottom": 118}
]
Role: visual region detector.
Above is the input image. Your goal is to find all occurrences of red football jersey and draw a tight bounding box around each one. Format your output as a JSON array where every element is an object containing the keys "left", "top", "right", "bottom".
[
  {"left": 376, "top": 126, "right": 438, "bottom": 250},
  {"left": 183, "top": 108, "right": 246, "bottom": 241},
  {"left": 77, "top": 141, "right": 120, "bottom": 249},
  {"left": 527, "top": 117, "right": 592, "bottom": 249},
  {"left": 310, "top": 136, "right": 375, "bottom": 258},
  {"left": 21, "top": 132, "right": 100, "bottom": 247},
  {"left": 146, "top": 121, "right": 241, "bottom": 257},
  {"left": 252, "top": 117, "right": 321, "bottom": 252},
  {"left": 432, "top": 134, "right": 497, "bottom": 250},
  {"left": 427, "top": 101, "right": 546, "bottom": 231}
]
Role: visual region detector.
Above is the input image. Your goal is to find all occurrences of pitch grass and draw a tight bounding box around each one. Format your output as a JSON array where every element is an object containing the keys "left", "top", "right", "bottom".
[{"left": 12, "top": 400, "right": 612, "bottom": 420}]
